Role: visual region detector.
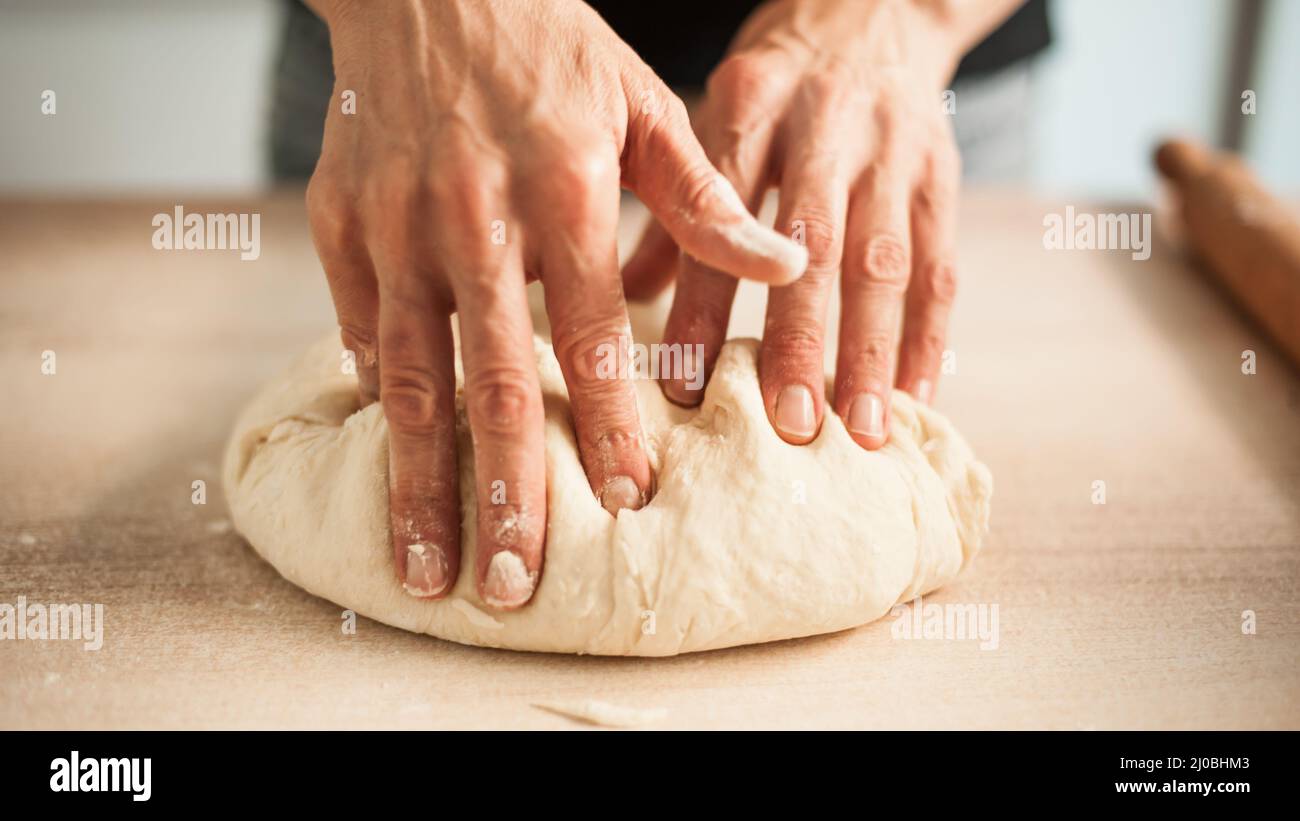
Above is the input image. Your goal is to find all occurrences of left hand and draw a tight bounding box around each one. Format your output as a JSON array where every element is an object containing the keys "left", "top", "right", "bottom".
[{"left": 622, "top": 0, "right": 964, "bottom": 449}]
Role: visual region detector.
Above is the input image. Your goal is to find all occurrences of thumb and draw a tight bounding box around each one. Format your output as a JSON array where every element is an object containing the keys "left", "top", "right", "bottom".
[{"left": 621, "top": 78, "right": 807, "bottom": 286}]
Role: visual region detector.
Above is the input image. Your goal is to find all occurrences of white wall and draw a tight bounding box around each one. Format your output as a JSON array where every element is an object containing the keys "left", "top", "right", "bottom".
[
  {"left": 0, "top": 0, "right": 1294, "bottom": 197},
  {"left": 1029, "top": 0, "right": 1232, "bottom": 198},
  {"left": 1245, "top": 0, "right": 1300, "bottom": 191},
  {"left": 0, "top": 0, "right": 283, "bottom": 194},
  {"left": 1029, "top": 0, "right": 1299, "bottom": 198}
]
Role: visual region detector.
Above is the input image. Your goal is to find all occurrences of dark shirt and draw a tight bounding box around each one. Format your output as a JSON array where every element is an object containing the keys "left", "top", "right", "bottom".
[
  {"left": 588, "top": 0, "right": 1050, "bottom": 87},
  {"left": 271, "top": 0, "right": 1050, "bottom": 179}
]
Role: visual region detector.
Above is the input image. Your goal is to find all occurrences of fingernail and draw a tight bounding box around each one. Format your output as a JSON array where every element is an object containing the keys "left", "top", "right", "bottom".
[
  {"left": 661, "top": 378, "right": 700, "bottom": 407},
  {"left": 774, "top": 385, "right": 816, "bottom": 438},
  {"left": 482, "top": 550, "right": 537, "bottom": 609},
  {"left": 599, "top": 475, "right": 644, "bottom": 514},
  {"left": 848, "top": 393, "right": 885, "bottom": 439},
  {"left": 913, "top": 379, "right": 933, "bottom": 405},
  {"left": 402, "top": 542, "right": 450, "bottom": 598}
]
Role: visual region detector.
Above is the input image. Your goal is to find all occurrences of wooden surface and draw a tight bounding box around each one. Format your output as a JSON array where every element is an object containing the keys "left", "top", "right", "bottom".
[{"left": 1, "top": 190, "right": 1297, "bottom": 729}]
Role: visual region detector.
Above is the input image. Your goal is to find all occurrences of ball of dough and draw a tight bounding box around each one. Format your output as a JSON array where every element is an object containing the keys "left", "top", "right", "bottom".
[{"left": 223, "top": 334, "right": 992, "bottom": 656}]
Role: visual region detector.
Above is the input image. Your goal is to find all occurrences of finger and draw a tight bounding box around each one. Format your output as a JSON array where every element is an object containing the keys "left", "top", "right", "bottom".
[
  {"left": 454, "top": 264, "right": 548, "bottom": 611},
  {"left": 897, "top": 146, "right": 960, "bottom": 405},
  {"left": 544, "top": 272, "right": 652, "bottom": 515},
  {"left": 836, "top": 163, "right": 914, "bottom": 451},
  {"left": 621, "top": 215, "right": 679, "bottom": 301},
  {"left": 307, "top": 171, "right": 381, "bottom": 403},
  {"left": 759, "top": 79, "right": 859, "bottom": 444},
  {"left": 620, "top": 63, "right": 806, "bottom": 285},
  {"left": 657, "top": 56, "right": 790, "bottom": 406},
  {"left": 528, "top": 144, "right": 653, "bottom": 514},
  {"left": 659, "top": 267, "right": 738, "bottom": 407},
  {"left": 376, "top": 270, "right": 460, "bottom": 599}
]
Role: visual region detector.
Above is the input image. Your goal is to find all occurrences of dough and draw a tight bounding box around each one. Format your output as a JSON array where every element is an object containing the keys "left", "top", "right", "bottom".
[{"left": 223, "top": 331, "right": 992, "bottom": 656}]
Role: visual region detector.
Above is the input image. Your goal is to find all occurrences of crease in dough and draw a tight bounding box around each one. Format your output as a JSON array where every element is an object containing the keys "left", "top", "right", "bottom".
[{"left": 450, "top": 599, "right": 504, "bottom": 631}]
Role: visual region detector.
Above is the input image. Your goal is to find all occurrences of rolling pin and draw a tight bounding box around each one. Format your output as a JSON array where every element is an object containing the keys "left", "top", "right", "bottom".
[{"left": 1155, "top": 138, "right": 1300, "bottom": 369}]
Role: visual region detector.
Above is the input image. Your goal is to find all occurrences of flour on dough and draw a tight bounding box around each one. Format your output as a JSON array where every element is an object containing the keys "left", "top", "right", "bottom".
[{"left": 223, "top": 334, "right": 992, "bottom": 656}]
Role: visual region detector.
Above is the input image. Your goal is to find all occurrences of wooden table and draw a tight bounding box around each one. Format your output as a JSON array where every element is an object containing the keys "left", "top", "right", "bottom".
[{"left": 2, "top": 190, "right": 1297, "bottom": 729}]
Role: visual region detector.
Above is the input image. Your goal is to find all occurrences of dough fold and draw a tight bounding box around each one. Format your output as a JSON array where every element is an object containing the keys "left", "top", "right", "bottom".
[{"left": 223, "top": 334, "right": 992, "bottom": 656}]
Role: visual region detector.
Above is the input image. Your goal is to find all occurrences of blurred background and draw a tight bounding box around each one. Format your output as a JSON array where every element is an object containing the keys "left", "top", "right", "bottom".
[{"left": 0, "top": 0, "right": 1297, "bottom": 198}]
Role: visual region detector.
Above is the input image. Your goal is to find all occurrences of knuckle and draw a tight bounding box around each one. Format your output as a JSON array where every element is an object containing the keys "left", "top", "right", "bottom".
[
  {"left": 305, "top": 171, "right": 355, "bottom": 253},
  {"left": 451, "top": 269, "right": 516, "bottom": 310},
  {"left": 555, "top": 322, "right": 630, "bottom": 389},
  {"left": 625, "top": 89, "right": 691, "bottom": 192},
  {"left": 915, "top": 171, "right": 958, "bottom": 217},
  {"left": 924, "top": 261, "right": 958, "bottom": 305},
  {"left": 631, "top": 91, "right": 687, "bottom": 156},
  {"left": 543, "top": 150, "right": 618, "bottom": 235},
  {"left": 707, "top": 126, "right": 763, "bottom": 180},
  {"left": 427, "top": 164, "right": 494, "bottom": 224},
  {"left": 639, "top": 88, "right": 689, "bottom": 136},
  {"left": 802, "top": 62, "right": 855, "bottom": 104},
  {"left": 305, "top": 170, "right": 338, "bottom": 218},
  {"left": 707, "top": 53, "right": 785, "bottom": 110},
  {"left": 848, "top": 334, "right": 896, "bottom": 383},
  {"left": 789, "top": 212, "right": 840, "bottom": 275},
  {"left": 764, "top": 320, "right": 824, "bottom": 365},
  {"left": 360, "top": 171, "right": 419, "bottom": 254},
  {"left": 553, "top": 148, "right": 617, "bottom": 195},
  {"left": 381, "top": 369, "right": 444, "bottom": 434},
  {"left": 378, "top": 278, "right": 437, "bottom": 325},
  {"left": 681, "top": 167, "right": 727, "bottom": 218},
  {"left": 428, "top": 167, "right": 510, "bottom": 266},
  {"left": 659, "top": 93, "right": 692, "bottom": 131},
  {"left": 576, "top": 389, "right": 639, "bottom": 443},
  {"left": 466, "top": 367, "right": 536, "bottom": 437},
  {"left": 907, "top": 328, "right": 947, "bottom": 364},
  {"left": 860, "top": 235, "right": 911, "bottom": 292},
  {"left": 526, "top": 126, "right": 617, "bottom": 188},
  {"left": 339, "top": 323, "right": 379, "bottom": 366}
]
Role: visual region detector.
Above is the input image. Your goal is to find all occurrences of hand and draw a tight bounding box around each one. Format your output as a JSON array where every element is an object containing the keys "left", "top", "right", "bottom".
[
  {"left": 304, "top": 0, "right": 807, "bottom": 608},
  {"left": 623, "top": 0, "right": 972, "bottom": 449}
]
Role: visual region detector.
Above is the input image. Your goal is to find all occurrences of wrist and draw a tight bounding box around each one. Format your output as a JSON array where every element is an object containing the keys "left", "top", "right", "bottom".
[
  {"left": 903, "top": 0, "right": 967, "bottom": 78},
  {"left": 303, "top": 0, "right": 372, "bottom": 32},
  {"left": 913, "top": 0, "right": 1029, "bottom": 62}
]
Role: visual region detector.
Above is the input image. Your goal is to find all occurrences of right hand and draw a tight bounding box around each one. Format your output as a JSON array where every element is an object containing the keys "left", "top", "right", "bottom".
[{"left": 304, "top": 0, "right": 808, "bottom": 609}]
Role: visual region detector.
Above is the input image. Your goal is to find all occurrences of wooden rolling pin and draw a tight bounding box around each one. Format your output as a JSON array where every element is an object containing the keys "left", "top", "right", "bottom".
[{"left": 1155, "top": 138, "right": 1300, "bottom": 369}]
